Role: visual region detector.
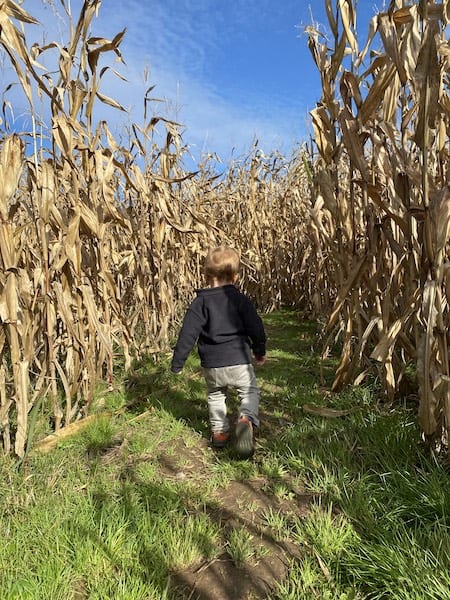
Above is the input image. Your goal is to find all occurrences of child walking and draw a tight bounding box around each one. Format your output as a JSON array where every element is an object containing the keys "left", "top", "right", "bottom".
[{"left": 170, "top": 246, "right": 266, "bottom": 457}]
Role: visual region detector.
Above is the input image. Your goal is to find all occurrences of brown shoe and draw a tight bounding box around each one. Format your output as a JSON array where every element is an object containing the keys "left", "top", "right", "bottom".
[{"left": 211, "top": 431, "right": 230, "bottom": 448}]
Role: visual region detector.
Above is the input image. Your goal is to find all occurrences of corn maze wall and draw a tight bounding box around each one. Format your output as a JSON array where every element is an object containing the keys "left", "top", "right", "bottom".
[
  {"left": 0, "top": 0, "right": 449, "bottom": 456},
  {"left": 308, "top": 0, "right": 450, "bottom": 449}
]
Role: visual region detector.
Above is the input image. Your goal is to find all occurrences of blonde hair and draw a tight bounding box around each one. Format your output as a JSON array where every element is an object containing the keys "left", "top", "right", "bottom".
[{"left": 205, "top": 246, "right": 240, "bottom": 283}]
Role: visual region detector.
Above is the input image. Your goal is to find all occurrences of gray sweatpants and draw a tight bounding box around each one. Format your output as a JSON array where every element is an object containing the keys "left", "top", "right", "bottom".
[{"left": 203, "top": 363, "right": 260, "bottom": 433}]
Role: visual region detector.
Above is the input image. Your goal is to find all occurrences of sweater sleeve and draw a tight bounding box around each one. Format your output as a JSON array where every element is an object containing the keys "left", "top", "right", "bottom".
[
  {"left": 240, "top": 296, "right": 266, "bottom": 357},
  {"left": 171, "top": 298, "right": 206, "bottom": 372}
]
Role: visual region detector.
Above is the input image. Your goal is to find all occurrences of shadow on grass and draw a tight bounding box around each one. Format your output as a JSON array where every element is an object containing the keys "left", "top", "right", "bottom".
[
  {"left": 124, "top": 361, "right": 210, "bottom": 434},
  {"left": 82, "top": 453, "right": 304, "bottom": 600}
]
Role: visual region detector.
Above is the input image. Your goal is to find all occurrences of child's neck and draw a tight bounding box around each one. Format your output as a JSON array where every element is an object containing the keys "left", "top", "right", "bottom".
[{"left": 209, "top": 278, "right": 235, "bottom": 288}]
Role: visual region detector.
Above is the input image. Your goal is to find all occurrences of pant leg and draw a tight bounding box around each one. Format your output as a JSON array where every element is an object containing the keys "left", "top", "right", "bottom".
[
  {"left": 225, "top": 364, "right": 260, "bottom": 427},
  {"left": 203, "top": 367, "right": 229, "bottom": 433}
]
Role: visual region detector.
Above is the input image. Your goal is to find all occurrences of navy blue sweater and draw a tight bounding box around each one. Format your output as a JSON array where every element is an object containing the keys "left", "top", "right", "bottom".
[{"left": 171, "top": 285, "right": 266, "bottom": 372}]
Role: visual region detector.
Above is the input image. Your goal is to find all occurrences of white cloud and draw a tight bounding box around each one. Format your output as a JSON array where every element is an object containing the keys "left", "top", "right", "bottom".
[{"left": 5, "top": 0, "right": 308, "bottom": 165}]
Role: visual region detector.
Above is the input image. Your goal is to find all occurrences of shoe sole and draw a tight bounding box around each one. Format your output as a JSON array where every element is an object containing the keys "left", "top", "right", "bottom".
[
  {"left": 211, "top": 434, "right": 230, "bottom": 448},
  {"left": 235, "top": 421, "right": 254, "bottom": 457},
  {"left": 212, "top": 440, "right": 229, "bottom": 448}
]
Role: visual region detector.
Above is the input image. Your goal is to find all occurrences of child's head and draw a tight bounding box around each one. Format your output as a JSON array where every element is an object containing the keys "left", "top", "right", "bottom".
[{"left": 205, "top": 246, "right": 240, "bottom": 285}]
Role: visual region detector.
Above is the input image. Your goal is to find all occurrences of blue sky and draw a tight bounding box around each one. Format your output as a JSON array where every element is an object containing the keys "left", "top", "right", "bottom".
[{"left": 13, "top": 1, "right": 386, "bottom": 166}]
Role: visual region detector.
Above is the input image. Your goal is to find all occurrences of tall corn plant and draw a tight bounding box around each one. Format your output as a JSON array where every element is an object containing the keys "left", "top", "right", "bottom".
[
  {"left": 308, "top": 0, "right": 450, "bottom": 449},
  {"left": 0, "top": 0, "right": 192, "bottom": 455}
]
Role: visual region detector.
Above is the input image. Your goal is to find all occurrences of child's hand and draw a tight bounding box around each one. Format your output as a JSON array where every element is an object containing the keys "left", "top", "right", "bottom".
[{"left": 254, "top": 355, "right": 266, "bottom": 366}]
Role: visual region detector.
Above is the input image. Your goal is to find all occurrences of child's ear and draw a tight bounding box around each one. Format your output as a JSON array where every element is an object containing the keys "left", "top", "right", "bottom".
[{"left": 233, "top": 274, "right": 239, "bottom": 283}]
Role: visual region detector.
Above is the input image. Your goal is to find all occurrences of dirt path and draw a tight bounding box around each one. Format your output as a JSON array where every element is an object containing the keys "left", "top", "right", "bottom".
[{"left": 153, "top": 435, "right": 312, "bottom": 600}]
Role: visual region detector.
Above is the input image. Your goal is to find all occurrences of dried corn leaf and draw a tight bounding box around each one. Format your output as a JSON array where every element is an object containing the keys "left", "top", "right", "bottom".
[
  {"left": 417, "top": 281, "right": 439, "bottom": 436},
  {"left": 33, "top": 414, "right": 104, "bottom": 453},
  {"left": 0, "top": 134, "right": 23, "bottom": 217},
  {"left": 324, "top": 0, "right": 338, "bottom": 38},
  {"left": 377, "top": 13, "right": 408, "bottom": 84},
  {"left": 414, "top": 20, "right": 441, "bottom": 148},
  {"left": 80, "top": 283, "right": 113, "bottom": 356},
  {"left": 303, "top": 404, "right": 359, "bottom": 417},
  {"left": 1, "top": 0, "right": 39, "bottom": 23},
  {"left": 310, "top": 105, "right": 335, "bottom": 163},
  {"left": 96, "top": 91, "right": 126, "bottom": 112},
  {"left": 338, "top": 0, "right": 358, "bottom": 54},
  {"left": 338, "top": 107, "right": 369, "bottom": 181},
  {"left": 327, "top": 256, "right": 367, "bottom": 331},
  {"left": 429, "top": 186, "right": 450, "bottom": 256},
  {"left": 370, "top": 290, "right": 419, "bottom": 362},
  {"left": 359, "top": 60, "right": 397, "bottom": 124}
]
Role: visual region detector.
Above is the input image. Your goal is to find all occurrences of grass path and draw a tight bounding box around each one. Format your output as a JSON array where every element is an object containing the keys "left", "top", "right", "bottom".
[{"left": 1, "top": 310, "right": 450, "bottom": 599}]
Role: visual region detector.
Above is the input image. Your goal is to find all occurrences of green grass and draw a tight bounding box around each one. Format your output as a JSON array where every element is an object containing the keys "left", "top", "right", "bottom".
[{"left": 1, "top": 309, "right": 450, "bottom": 599}]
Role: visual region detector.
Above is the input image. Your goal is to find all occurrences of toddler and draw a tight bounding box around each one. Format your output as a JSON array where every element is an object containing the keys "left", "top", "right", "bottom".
[{"left": 171, "top": 246, "right": 266, "bottom": 456}]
